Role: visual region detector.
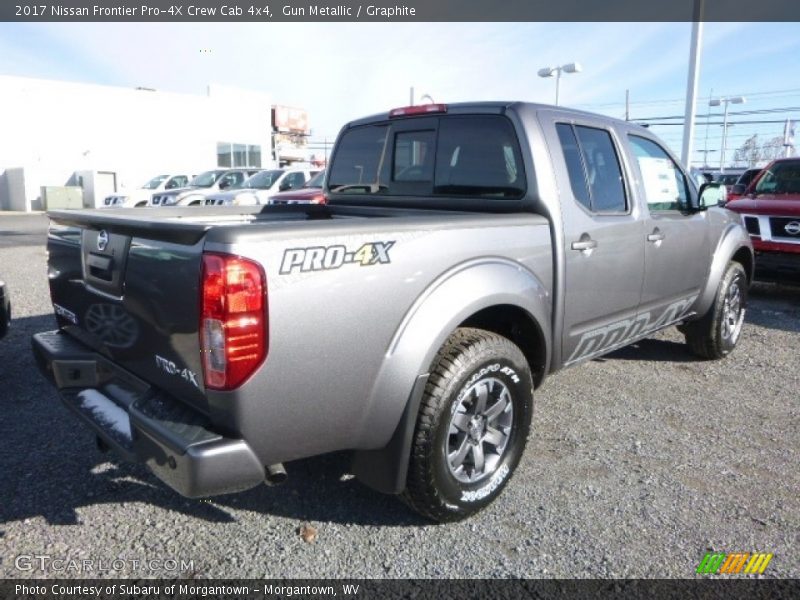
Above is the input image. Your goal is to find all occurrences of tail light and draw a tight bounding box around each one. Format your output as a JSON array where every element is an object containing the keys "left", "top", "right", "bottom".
[
  {"left": 200, "top": 253, "right": 267, "bottom": 390},
  {"left": 310, "top": 193, "right": 326, "bottom": 204}
]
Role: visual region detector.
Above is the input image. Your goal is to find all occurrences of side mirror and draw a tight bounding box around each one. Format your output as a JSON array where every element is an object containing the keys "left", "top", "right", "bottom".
[
  {"left": 730, "top": 183, "right": 746, "bottom": 196},
  {"left": 279, "top": 180, "right": 292, "bottom": 192},
  {"left": 698, "top": 182, "right": 728, "bottom": 209},
  {"left": 219, "top": 180, "right": 231, "bottom": 190}
]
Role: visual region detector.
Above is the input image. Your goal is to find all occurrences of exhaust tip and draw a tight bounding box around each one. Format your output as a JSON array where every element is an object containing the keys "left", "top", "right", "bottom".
[{"left": 265, "top": 463, "right": 288, "bottom": 486}]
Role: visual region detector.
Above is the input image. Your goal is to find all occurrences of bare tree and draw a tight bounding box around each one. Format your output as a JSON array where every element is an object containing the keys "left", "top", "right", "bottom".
[
  {"left": 733, "top": 134, "right": 761, "bottom": 167},
  {"left": 761, "top": 136, "right": 787, "bottom": 161},
  {"left": 733, "top": 134, "right": 791, "bottom": 167}
]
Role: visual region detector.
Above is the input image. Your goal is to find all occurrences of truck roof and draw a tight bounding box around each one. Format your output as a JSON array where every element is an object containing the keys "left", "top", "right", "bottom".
[{"left": 344, "top": 101, "right": 650, "bottom": 133}]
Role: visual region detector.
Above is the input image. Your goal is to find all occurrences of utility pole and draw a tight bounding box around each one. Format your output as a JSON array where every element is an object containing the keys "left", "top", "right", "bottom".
[
  {"left": 681, "top": 0, "right": 704, "bottom": 168},
  {"left": 702, "top": 87, "right": 713, "bottom": 169},
  {"left": 784, "top": 119, "right": 796, "bottom": 158}
]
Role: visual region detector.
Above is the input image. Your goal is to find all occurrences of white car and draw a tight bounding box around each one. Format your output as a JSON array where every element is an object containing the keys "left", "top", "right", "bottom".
[
  {"left": 204, "top": 168, "right": 320, "bottom": 206},
  {"left": 151, "top": 169, "right": 260, "bottom": 206},
  {"left": 103, "top": 174, "right": 191, "bottom": 208}
]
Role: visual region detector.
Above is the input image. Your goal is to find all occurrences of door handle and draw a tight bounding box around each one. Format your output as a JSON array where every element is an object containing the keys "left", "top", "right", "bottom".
[
  {"left": 571, "top": 238, "right": 598, "bottom": 251},
  {"left": 647, "top": 229, "right": 665, "bottom": 243}
]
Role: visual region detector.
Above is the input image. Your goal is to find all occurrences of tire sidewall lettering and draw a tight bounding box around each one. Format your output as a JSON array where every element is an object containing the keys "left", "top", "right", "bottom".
[{"left": 434, "top": 355, "right": 531, "bottom": 511}]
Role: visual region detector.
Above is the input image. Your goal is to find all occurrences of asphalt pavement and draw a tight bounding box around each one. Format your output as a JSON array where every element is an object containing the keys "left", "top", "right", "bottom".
[{"left": 0, "top": 213, "right": 797, "bottom": 579}]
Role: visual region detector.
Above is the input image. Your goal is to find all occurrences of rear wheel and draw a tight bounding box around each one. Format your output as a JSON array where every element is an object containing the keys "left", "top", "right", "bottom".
[
  {"left": 683, "top": 261, "right": 747, "bottom": 359},
  {"left": 402, "top": 328, "right": 533, "bottom": 522}
]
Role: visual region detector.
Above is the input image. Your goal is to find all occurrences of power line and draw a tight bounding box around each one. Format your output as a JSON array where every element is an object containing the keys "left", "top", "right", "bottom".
[
  {"left": 633, "top": 106, "right": 800, "bottom": 122},
  {"left": 575, "top": 87, "right": 800, "bottom": 110},
  {"left": 639, "top": 119, "right": 793, "bottom": 126}
]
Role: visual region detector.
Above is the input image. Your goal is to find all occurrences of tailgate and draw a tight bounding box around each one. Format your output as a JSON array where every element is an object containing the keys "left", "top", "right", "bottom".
[{"left": 47, "top": 211, "right": 210, "bottom": 412}]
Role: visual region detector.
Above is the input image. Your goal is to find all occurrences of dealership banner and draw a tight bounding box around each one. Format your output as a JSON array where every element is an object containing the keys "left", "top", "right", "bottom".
[
  {"left": 4, "top": 579, "right": 800, "bottom": 600},
  {"left": 3, "top": 0, "right": 800, "bottom": 22}
]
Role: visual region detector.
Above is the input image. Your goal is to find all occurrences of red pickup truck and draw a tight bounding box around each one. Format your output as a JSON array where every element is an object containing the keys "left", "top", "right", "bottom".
[{"left": 725, "top": 157, "right": 800, "bottom": 281}]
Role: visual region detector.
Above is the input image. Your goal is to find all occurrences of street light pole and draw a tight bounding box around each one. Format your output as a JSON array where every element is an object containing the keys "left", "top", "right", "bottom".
[
  {"left": 710, "top": 95, "right": 745, "bottom": 173},
  {"left": 555, "top": 68, "right": 562, "bottom": 106},
  {"left": 721, "top": 101, "right": 731, "bottom": 172},
  {"left": 538, "top": 62, "right": 582, "bottom": 106}
]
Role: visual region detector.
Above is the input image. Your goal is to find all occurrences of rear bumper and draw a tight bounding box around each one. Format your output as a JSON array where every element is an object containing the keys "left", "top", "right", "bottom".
[{"left": 32, "top": 330, "right": 266, "bottom": 497}]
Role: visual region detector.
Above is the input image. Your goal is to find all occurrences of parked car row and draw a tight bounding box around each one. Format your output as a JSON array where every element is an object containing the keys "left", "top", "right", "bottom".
[
  {"left": 150, "top": 168, "right": 260, "bottom": 206},
  {"left": 105, "top": 167, "right": 324, "bottom": 209},
  {"left": 104, "top": 174, "right": 192, "bottom": 207},
  {"left": 203, "top": 167, "right": 320, "bottom": 206},
  {"left": 265, "top": 169, "right": 326, "bottom": 205}
]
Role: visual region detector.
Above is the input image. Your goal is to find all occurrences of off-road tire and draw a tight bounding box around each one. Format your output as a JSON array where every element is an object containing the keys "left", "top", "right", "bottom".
[
  {"left": 402, "top": 328, "right": 533, "bottom": 522},
  {"left": 683, "top": 261, "right": 747, "bottom": 359}
]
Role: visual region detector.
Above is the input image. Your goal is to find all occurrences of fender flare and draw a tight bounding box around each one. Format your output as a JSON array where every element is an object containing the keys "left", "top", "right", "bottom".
[
  {"left": 691, "top": 221, "right": 754, "bottom": 319},
  {"left": 352, "top": 257, "right": 551, "bottom": 494}
]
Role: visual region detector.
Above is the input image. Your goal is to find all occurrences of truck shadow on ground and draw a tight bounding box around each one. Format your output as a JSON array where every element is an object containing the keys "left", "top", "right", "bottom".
[
  {"left": 598, "top": 338, "right": 698, "bottom": 364},
  {"left": 0, "top": 315, "right": 426, "bottom": 529}
]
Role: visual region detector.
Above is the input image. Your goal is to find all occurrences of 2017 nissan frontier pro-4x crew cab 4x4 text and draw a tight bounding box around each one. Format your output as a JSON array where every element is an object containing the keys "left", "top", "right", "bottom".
[{"left": 33, "top": 102, "right": 753, "bottom": 522}]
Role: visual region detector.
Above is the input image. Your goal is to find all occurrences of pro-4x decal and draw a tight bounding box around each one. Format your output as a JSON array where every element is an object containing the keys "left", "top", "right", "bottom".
[{"left": 280, "top": 241, "right": 395, "bottom": 274}]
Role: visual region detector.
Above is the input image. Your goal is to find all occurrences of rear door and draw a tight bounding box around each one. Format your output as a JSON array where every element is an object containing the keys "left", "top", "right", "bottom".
[
  {"left": 624, "top": 134, "right": 710, "bottom": 321},
  {"left": 542, "top": 116, "right": 646, "bottom": 366}
]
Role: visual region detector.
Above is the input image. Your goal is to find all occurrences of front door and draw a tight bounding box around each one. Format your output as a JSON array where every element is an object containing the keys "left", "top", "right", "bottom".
[
  {"left": 547, "top": 119, "right": 646, "bottom": 366},
  {"left": 625, "top": 135, "right": 710, "bottom": 324}
]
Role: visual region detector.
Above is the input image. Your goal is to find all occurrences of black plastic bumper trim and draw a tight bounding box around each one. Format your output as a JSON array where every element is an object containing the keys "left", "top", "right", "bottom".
[{"left": 32, "top": 330, "right": 266, "bottom": 497}]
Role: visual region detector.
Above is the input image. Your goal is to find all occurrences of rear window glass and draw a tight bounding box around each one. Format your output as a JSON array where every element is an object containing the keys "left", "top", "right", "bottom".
[
  {"left": 394, "top": 130, "right": 435, "bottom": 182},
  {"left": 434, "top": 117, "right": 524, "bottom": 197},
  {"left": 328, "top": 115, "right": 525, "bottom": 198},
  {"left": 328, "top": 125, "right": 391, "bottom": 192}
]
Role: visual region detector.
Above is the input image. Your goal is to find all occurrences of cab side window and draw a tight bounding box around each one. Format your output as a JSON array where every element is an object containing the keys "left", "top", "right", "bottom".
[
  {"left": 285, "top": 172, "right": 306, "bottom": 189},
  {"left": 628, "top": 135, "right": 690, "bottom": 212},
  {"left": 166, "top": 176, "right": 186, "bottom": 189},
  {"left": 556, "top": 123, "right": 627, "bottom": 213},
  {"left": 555, "top": 123, "right": 590, "bottom": 210},
  {"left": 222, "top": 172, "right": 244, "bottom": 188}
]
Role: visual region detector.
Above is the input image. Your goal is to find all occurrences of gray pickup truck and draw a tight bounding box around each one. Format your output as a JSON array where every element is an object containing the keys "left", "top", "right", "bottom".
[{"left": 33, "top": 102, "right": 753, "bottom": 522}]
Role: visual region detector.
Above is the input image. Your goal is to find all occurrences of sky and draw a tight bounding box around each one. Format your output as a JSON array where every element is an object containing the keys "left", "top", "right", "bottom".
[{"left": 1, "top": 21, "right": 799, "bottom": 167}]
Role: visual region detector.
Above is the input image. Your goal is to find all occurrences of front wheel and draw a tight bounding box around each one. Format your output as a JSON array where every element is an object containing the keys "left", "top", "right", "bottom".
[
  {"left": 683, "top": 261, "right": 747, "bottom": 359},
  {"left": 402, "top": 328, "right": 533, "bottom": 522}
]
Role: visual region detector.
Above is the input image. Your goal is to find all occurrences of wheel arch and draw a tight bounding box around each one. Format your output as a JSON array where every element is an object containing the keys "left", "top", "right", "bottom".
[
  {"left": 731, "top": 245, "right": 754, "bottom": 285},
  {"left": 351, "top": 259, "right": 552, "bottom": 494},
  {"left": 459, "top": 304, "right": 548, "bottom": 389},
  {"left": 691, "top": 221, "right": 754, "bottom": 319}
]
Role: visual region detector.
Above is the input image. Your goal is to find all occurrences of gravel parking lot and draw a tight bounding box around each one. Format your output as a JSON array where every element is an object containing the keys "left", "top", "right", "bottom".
[{"left": 1, "top": 213, "right": 797, "bottom": 579}]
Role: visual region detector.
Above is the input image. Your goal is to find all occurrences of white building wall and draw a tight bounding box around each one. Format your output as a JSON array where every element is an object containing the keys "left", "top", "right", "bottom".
[{"left": 0, "top": 75, "right": 273, "bottom": 210}]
